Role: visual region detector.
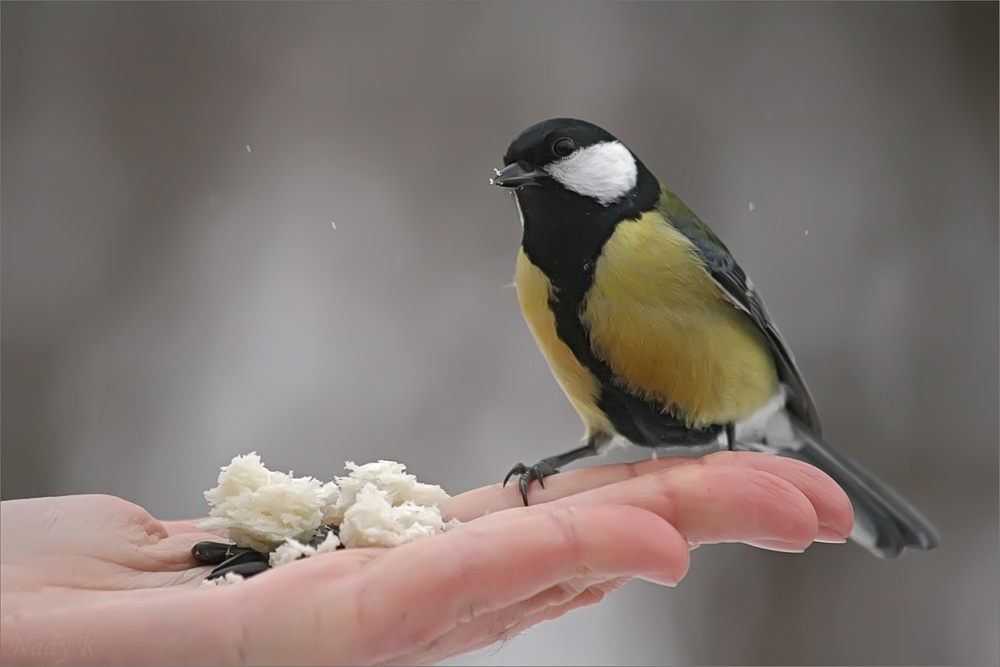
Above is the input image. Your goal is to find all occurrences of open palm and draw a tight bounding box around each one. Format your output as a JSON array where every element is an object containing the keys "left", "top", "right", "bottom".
[{"left": 1, "top": 451, "right": 852, "bottom": 666}]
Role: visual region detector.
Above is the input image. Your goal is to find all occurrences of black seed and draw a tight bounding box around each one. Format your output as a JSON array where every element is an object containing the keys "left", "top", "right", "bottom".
[
  {"left": 192, "top": 540, "right": 258, "bottom": 565},
  {"left": 305, "top": 523, "right": 346, "bottom": 550},
  {"left": 306, "top": 524, "right": 333, "bottom": 547},
  {"left": 216, "top": 549, "right": 269, "bottom": 568},
  {"left": 207, "top": 560, "right": 270, "bottom": 580},
  {"left": 206, "top": 548, "right": 271, "bottom": 580}
]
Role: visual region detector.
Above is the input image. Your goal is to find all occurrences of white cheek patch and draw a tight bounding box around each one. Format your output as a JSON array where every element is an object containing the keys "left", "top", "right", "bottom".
[{"left": 544, "top": 141, "right": 638, "bottom": 206}]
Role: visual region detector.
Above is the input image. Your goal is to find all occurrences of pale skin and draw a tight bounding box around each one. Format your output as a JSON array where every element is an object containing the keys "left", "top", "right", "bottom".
[{"left": 1, "top": 451, "right": 853, "bottom": 666}]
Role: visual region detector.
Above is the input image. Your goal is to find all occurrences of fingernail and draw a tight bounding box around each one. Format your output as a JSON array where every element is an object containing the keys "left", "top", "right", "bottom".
[
  {"left": 646, "top": 576, "right": 679, "bottom": 588},
  {"left": 816, "top": 525, "right": 848, "bottom": 543},
  {"left": 748, "top": 538, "right": 807, "bottom": 553}
]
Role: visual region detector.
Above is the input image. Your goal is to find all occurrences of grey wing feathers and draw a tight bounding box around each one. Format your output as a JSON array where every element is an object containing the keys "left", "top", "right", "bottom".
[
  {"left": 658, "top": 191, "right": 824, "bottom": 434},
  {"left": 711, "top": 265, "right": 824, "bottom": 435}
]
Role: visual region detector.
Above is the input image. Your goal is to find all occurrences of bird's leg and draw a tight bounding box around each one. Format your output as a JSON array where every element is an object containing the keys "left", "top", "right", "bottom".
[
  {"left": 504, "top": 433, "right": 611, "bottom": 506},
  {"left": 725, "top": 422, "right": 737, "bottom": 451}
]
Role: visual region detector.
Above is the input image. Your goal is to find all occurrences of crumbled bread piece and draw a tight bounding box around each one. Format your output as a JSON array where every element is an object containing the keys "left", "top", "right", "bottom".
[
  {"left": 197, "top": 452, "right": 339, "bottom": 551},
  {"left": 339, "top": 482, "right": 459, "bottom": 548},
  {"left": 270, "top": 531, "right": 342, "bottom": 567},
  {"left": 200, "top": 571, "right": 246, "bottom": 587},
  {"left": 198, "top": 454, "right": 460, "bottom": 564},
  {"left": 325, "top": 460, "right": 450, "bottom": 525}
]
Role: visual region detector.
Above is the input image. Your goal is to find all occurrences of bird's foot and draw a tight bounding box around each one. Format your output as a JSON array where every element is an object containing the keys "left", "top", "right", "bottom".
[{"left": 503, "top": 460, "right": 561, "bottom": 506}]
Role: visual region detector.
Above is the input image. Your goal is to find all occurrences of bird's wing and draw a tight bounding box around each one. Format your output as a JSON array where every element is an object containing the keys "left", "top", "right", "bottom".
[{"left": 655, "top": 187, "right": 824, "bottom": 434}]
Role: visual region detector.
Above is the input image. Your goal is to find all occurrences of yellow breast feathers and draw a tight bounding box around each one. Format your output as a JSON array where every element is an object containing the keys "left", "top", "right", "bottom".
[
  {"left": 581, "top": 210, "right": 778, "bottom": 428},
  {"left": 514, "top": 248, "right": 615, "bottom": 438}
]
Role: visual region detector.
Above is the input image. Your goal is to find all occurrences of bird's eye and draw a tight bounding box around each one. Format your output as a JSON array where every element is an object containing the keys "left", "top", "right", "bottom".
[{"left": 552, "top": 137, "right": 576, "bottom": 158}]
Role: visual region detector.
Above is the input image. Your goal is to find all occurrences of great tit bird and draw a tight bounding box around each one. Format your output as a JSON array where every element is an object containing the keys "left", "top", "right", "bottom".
[{"left": 490, "top": 117, "right": 940, "bottom": 559}]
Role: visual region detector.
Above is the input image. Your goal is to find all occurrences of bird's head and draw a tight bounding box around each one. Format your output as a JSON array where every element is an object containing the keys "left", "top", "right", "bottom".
[{"left": 491, "top": 118, "right": 655, "bottom": 209}]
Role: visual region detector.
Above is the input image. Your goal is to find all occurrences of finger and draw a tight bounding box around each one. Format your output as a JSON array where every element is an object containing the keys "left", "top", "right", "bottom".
[
  {"left": 383, "top": 576, "right": 629, "bottom": 666},
  {"left": 244, "top": 504, "right": 690, "bottom": 666},
  {"left": 446, "top": 456, "right": 700, "bottom": 520},
  {"left": 160, "top": 519, "right": 223, "bottom": 536},
  {"left": 257, "top": 546, "right": 385, "bottom": 580},
  {"left": 139, "top": 534, "right": 234, "bottom": 571},
  {"left": 354, "top": 504, "right": 687, "bottom": 652},
  {"left": 689, "top": 451, "right": 854, "bottom": 541},
  {"left": 139, "top": 521, "right": 239, "bottom": 572},
  {"left": 551, "top": 462, "right": 824, "bottom": 551}
]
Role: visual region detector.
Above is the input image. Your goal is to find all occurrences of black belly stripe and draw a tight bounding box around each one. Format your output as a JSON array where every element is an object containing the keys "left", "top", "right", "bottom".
[{"left": 546, "top": 284, "right": 722, "bottom": 447}]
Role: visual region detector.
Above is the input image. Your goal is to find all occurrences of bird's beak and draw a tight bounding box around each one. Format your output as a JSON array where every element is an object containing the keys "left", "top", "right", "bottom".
[{"left": 490, "top": 163, "right": 546, "bottom": 188}]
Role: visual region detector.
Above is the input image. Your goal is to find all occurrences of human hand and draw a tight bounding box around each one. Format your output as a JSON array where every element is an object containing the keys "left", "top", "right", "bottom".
[{"left": 0, "top": 451, "right": 852, "bottom": 666}]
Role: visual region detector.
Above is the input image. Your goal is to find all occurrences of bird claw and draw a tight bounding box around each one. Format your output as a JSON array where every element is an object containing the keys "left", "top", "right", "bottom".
[{"left": 503, "top": 461, "right": 561, "bottom": 506}]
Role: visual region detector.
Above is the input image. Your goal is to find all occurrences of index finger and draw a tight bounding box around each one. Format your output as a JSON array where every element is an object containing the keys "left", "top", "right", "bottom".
[
  {"left": 159, "top": 519, "right": 221, "bottom": 536},
  {"left": 231, "top": 504, "right": 688, "bottom": 666},
  {"left": 446, "top": 455, "right": 699, "bottom": 521}
]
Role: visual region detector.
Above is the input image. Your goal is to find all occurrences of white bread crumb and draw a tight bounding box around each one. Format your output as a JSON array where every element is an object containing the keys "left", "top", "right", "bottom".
[
  {"left": 269, "top": 531, "right": 342, "bottom": 567},
  {"left": 198, "top": 453, "right": 459, "bottom": 563},
  {"left": 197, "top": 452, "right": 338, "bottom": 551},
  {"left": 200, "top": 571, "right": 246, "bottom": 587},
  {"left": 339, "top": 482, "right": 458, "bottom": 548},
  {"left": 325, "top": 460, "right": 450, "bottom": 525}
]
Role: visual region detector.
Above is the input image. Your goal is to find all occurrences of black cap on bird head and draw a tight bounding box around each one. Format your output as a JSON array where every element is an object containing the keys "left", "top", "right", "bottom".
[{"left": 491, "top": 118, "right": 657, "bottom": 209}]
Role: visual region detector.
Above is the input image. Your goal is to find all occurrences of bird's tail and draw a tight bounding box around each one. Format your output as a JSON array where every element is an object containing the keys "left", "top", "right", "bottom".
[{"left": 774, "top": 417, "right": 940, "bottom": 559}]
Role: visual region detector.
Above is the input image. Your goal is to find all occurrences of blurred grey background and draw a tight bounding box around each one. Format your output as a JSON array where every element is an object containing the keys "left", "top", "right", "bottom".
[{"left": 2, "top": 2, "right": 997, "bottom": 665}]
